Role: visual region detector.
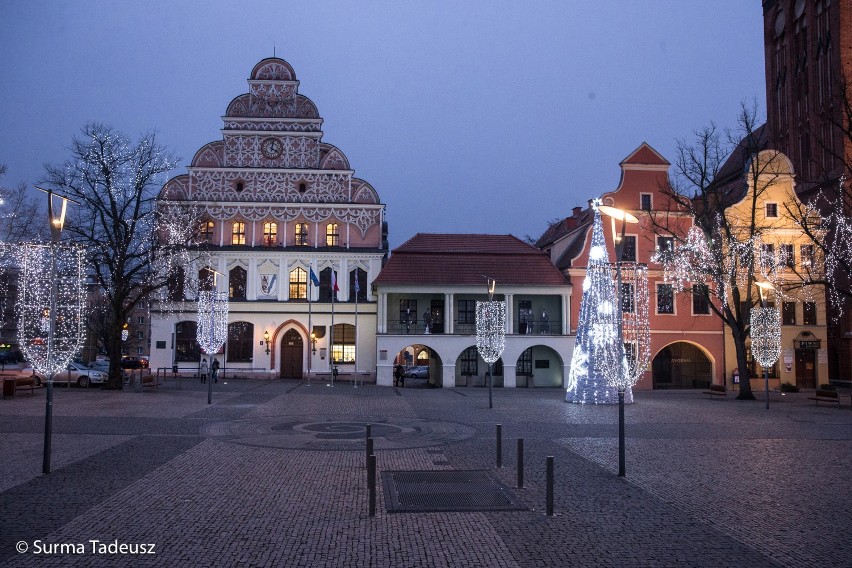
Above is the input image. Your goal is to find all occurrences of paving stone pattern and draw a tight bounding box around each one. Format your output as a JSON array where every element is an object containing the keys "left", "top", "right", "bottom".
[{"left": 0, "top": 380, "right": 850, "bottom": 567}]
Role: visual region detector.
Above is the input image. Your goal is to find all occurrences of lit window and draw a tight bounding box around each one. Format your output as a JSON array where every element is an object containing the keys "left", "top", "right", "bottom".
[
  {"left": 331, "top": 323, "right": 356, "bottom": 364},
  {"left": 295, "top": 223, "right": 309, "bottom": 246},
  {"left": 289, "top": 267, "right": 307, "bottom": 300},
  {"left": 800, "top": 244, "right": 814, "bottom": 268},
  {"left": 262, "top": 222, "right": 277, "bottom": 247},
  {"left": 232, "top": 222, "right": 246, "bottom": 245},
  {"left": 326, "top": 223, "right": 339, "bottom": 247},
  {"left": 200, "top": 221, "right": 215, "bottom": 243}
]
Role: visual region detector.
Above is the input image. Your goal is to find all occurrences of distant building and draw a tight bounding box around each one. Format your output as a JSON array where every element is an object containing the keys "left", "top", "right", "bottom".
[
  {"left": 150, "top": 57, "right": 387, "bottom": 378},
  {"left": 372, "top": 234, "right": 572, "bottom": 388},
  {"left": 762, "top": 0, "right": 851, "bottom": 382}
]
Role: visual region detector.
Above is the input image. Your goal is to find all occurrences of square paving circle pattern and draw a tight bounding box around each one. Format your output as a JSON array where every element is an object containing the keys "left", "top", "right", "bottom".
[{"left": 382, "top": 469, "right": 528, "bottom": 513}]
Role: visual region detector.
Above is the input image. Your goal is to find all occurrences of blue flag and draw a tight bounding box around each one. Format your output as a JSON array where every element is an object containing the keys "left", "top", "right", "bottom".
[
  {"left": 354, "top": 276, "right": 360, "bottom": 294},
  {"left": 309, "top": 267, "right": 320, "bottom": 287}
]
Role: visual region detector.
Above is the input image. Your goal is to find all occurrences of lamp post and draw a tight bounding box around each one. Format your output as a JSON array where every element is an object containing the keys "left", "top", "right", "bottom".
[
  {"left": 598, "top": 204, "right": 645, "bottom": 477},
  {"left": 197, "top": 270, "right": 228, "bottom": 405},
  {"left": 18, "top": 189, "right": 85, "bottom": 474},
  {"left": 753, "top": 281, "right": 781, "bottom": 411},
  {"left": 476, "top": 277, "right": 505, "bottom": 409}
]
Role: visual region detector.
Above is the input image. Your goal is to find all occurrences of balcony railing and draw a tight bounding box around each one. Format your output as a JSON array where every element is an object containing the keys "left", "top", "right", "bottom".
[{"left": 385, "top": 319, "right": 561, "bottom": 335}]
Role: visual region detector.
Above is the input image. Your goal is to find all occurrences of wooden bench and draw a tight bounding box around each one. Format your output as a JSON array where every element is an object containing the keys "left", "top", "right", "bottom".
[
  {"left": 703, "top": 384, "right": 727, "bottom": 398},
  {"left": 141, "top": 374, "right": 160, "bottom": 388},
  {"left": 808, "top": 389, "right": 840, "bottom": 406}
]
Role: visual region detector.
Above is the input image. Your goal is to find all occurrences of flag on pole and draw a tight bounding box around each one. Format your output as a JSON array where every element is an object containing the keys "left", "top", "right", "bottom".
[
  {"left": 354, "top": 273, "right": 360, "bottom": 295},
  {"left": 331, "top": 270, "right": 339, "bottom": 294},
  {"left": 309, "top": 267, "right": 320, "bottom": 287}
]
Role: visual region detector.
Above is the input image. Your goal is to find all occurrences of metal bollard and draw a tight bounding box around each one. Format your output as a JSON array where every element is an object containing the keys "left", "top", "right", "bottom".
[
  {"left": 546, "top": 456, "right": 554, "bottom": 516},
  {"left": 368, "top": 454, "right": 376, "bottom": 517},
  {"left": 366, "top": 437, "right": 374, "bottom": 471},
  {"left": 496, "top": 424, "right": 502, "bottom": 468},
  {"left": 517, "top": 439, "right": 524, "bottom": 488}
]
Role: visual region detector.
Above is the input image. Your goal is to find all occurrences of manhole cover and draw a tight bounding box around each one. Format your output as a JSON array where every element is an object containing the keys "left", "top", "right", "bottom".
[{"left": 382, "top": 470, "right": 527, "bottom": 513}]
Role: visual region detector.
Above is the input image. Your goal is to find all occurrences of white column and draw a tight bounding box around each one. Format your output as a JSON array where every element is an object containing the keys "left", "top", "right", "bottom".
[
  {"left": 445, "top": 293, "right": 453, "bottom": 334},
  {"left": 504, "top": 364, "right": 517, "bottom": 388},
  {"left": 562, "top": 292, "right": 571, "bottom": 334},
  {"left": 442, "top": 364, "right": 456, "bottom": 388},
  {"left": 378, "top": 292, "right": 387, "bottom": 333}
]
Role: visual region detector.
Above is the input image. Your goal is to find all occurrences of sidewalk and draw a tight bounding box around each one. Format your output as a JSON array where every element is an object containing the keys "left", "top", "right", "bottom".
[{"left": 1, "top": 381, "right": 850, "bottom": 567}]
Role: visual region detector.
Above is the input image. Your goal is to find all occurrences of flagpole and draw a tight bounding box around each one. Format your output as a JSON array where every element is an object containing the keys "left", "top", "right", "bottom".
[
  {"left": 354, "top": 272, "right": 359, "bottom": 375},
  {"left": 330, "top": 267, "right": 335, "bottom": 378},
  {"left": 307, "top": 266, "right": 312, "bottom": 382}
]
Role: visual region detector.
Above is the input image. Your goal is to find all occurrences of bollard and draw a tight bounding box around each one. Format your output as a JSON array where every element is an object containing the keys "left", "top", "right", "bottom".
[
  {"left": 368, "top": 454, "right": 376, "bottom": 517},
  {"left": 496, "top": 424, "right": 502, "bottom": 468},
  {"left": 517, "top": 439, "right": 524, "bottom": 488},
  {"left": 366, "top": 437, "right": 374, "bottom": 472},
  {"left": 546, "top": 456, "right": 554, "bottom": 516}
]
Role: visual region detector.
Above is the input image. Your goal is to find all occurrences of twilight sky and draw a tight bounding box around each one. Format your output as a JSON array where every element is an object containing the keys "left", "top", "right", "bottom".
[{"left": 0, "top": 1, "right": 766, "bottom": 250}]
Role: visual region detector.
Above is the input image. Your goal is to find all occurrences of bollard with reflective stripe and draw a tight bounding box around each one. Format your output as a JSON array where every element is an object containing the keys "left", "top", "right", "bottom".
[{"left": 546, "top": 456, "right": 554, "bottom": 516}]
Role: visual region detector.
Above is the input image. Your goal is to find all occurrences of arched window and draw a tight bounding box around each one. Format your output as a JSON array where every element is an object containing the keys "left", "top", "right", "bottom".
[
  {"left": 295, "top": 223, "right": 309, "bottom": 246},
  {"left": 460, "top": 347, "right": 478, "bottom": 376},
  {"left": 232, "top": 221, "right": 246, "bottom": 245},
  {"left": 331, "top": 323, "right": 355, "bottom": 364},
  {"left": 262, "top": 222, "right": 277, "bottom": 247},
  {"left": 326, "top": 223, "right": 339, "bottom": 247},
  {"left": 227, "top": 321, "right": 254, "bottom": 362},
  {"left": 175, "top": 321, "right": 200, "bottom": 362},
  {"left": 167, "top": 266, "right": 185, "bottom": 301},
  {"left": 319, "top": 267, "right": 338, "bottom": 302},
  {"left": 229, "top": 266, "right": 247, "bottom": 300},
  {"left": 199, "top": 221, "right": 215, "bottom": 244},
  {"left": 198, "top": 267, "right": 215, "bottom": 292},
  {"left": 289, "top": 267, "right": 307, "bottom": 300},
  {"left": 349, "top": 267, "right": 368, "bottom": 302}
]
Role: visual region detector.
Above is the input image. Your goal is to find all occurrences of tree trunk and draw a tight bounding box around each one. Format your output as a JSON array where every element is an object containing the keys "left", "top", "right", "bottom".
[{"left": 731, "top": 327, "right": 755, "bottom": 400}]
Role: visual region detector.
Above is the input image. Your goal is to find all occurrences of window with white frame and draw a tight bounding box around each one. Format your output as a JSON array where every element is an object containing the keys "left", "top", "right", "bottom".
[{"left": 657, "top": 283, "right": 675, "bottom": 314}]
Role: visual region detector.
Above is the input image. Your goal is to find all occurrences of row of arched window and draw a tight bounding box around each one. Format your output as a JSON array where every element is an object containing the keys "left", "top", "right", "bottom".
[
  {"left": 174, "top": 321, "right": 356, "bottom": 363},
  {"left": 167, "top": 266, "right": 369, "bottom": 302},
  {"left": 199, "top": 220, "right": 341, "bottom": 247}
]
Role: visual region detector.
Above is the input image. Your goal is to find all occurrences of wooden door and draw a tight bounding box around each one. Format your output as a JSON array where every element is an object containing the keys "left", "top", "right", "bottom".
[
  {"left": 795, "top": 349, "right": 816, "bottom": 389},
  {"left": 280, "top": 329, "right": 304, "bottom": 379}
]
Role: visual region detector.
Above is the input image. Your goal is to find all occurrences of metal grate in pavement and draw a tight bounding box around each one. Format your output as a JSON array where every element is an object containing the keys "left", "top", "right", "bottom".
[{"left": 381, "top": 470, "right": 527, "bottom": 513}]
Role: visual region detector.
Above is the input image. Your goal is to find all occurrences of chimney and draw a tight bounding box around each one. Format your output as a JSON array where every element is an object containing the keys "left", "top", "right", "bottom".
[{"left": 572, "top": 206, "right": 582, "bottom": 217}]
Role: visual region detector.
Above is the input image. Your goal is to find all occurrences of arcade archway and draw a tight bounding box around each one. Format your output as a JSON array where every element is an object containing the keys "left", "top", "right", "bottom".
[{"left": 652, "top": 342, "right": 713, "bottom": 389}]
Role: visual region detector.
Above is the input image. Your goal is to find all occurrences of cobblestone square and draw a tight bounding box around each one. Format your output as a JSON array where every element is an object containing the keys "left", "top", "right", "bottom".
[{"left": 1, "top": 381, "right": 850, "bottom": 567}]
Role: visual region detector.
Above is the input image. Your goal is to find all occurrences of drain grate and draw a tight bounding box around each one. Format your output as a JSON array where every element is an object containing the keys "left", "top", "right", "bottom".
[{"left": 382, "top": 470, "right": 527, "bottom": 513}]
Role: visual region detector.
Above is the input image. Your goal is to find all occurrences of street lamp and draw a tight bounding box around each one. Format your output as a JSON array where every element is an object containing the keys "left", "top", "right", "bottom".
[
  {"left": 310, "top": 332, "right": 317, "bottom": 354},
  {"left": 197, "top": 270, "right": 228, "bottom": 405},
  {"left": 18, "top": 188, "right": 86, "bottom": 474},
  {"left": 753, "top": 281, "right": 781, "bottom": 410},
  {"left": 476, "top": 277, "right": 505, "bottom": 409},
  {"left": 264, "top": 330, "right": 271, "bottom": 355},
  {"left": 598, "top": 204, "right": 645, "bottom": 478}
]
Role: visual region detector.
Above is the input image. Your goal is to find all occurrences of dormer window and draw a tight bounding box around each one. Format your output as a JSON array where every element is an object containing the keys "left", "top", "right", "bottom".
[
  {"left": 235, "top": 181, "right": 245, "bottom": 193},
  {"left": 298, "top": 182, "right": 307, "bottom": 193}
]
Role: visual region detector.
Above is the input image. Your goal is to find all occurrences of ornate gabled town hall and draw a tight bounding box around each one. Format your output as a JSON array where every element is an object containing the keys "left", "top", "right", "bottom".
[{"left": 150, "top": 58, "right": 387, "bottom": 379}]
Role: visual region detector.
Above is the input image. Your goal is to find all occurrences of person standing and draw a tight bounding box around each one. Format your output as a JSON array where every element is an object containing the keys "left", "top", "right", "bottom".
[
  {"left": 211, "top": 358, "right": 220, "bottom": 383},
  {"left": 200, "top": 358, "right": 209, "bottom": 384},
  {"left": 423, "top": 310, "right": 432, "bottom": 334}
]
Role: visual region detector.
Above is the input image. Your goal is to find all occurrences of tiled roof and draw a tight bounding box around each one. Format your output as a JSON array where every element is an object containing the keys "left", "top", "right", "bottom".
[{"left": 373, "top": 233, "right": 569, "bottom": 286}]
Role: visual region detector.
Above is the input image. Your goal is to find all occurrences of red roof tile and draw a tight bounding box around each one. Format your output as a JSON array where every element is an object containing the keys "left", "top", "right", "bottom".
[{"left": 374, "top": 234, "right": 569, "bottom": 286}]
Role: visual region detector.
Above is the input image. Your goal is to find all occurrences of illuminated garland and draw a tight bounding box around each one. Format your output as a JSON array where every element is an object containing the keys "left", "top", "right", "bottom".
[
  {"left": 618, "top": 262, "right": 651, "bottom": 390},
  {"left": 17, "top": 243, "right": 87, "bottom": 375},
  {"left": 750, "top": 306, "right": 781, "bottom": 367},
  {"left": 196, "top": 290, "right": 228, "bottom": 355},
  {"left": 567, "top": 204, "right": 633, "bottom": 405},
  {"left": 475, "top": 301, "right": 506, "bottom": 364}
]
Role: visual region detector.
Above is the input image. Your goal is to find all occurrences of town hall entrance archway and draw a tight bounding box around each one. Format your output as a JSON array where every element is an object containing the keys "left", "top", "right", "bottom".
[{"left": 280, "top": 329, "right": 304, "bottom": 379}]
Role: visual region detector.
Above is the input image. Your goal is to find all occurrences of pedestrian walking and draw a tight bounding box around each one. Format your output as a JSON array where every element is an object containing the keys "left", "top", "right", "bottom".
[
  {"left": 211, "top": 358, "right": 220, "bottom": 383},
  {"left": 200, "top": 358, "right": 209, "bottom": 384}
]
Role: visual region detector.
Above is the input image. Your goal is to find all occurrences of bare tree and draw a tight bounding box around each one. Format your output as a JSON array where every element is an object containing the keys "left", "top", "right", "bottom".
[
  {"left": 42, "top": 123, "right": 195, "bottom": 388},
  {"left": 0, "top": 166, "right": 44, "bottom": 243},
  {"left": 649, "top": 102, "right": 788, "bottom": 400}
]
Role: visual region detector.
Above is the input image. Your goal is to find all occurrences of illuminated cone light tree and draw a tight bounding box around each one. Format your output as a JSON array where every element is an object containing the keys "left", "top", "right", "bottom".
[{"left": 476, "top": 280, "right": 505, "bottom": 409}]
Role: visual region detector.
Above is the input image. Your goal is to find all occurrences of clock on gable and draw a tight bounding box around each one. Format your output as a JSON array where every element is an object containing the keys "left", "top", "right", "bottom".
[{"left": 260, "top": 137, "right": 283, "bottom": 159}]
